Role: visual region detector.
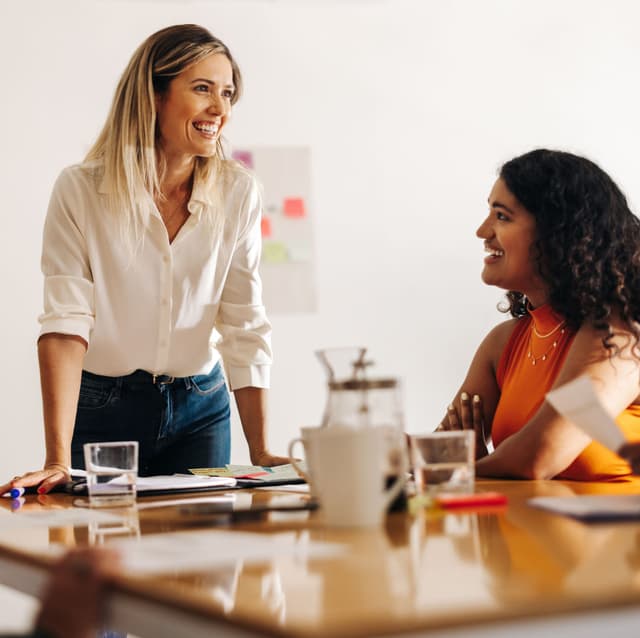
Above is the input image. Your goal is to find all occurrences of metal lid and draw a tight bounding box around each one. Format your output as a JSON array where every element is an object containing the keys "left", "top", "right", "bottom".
[{"left": 329, "top": 378, "right": 398, "bottom": 390}]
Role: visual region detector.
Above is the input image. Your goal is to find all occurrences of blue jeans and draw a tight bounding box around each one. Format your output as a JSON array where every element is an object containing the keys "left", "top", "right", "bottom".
[{"left": 71, "top": 363, "right": 231, "bottom": 474}]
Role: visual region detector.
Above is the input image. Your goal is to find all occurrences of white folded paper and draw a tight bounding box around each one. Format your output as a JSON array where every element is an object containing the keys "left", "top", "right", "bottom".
[
  {"left": 111, "top": 474, "right": 236, "bottom": 490},
  {"left": 529, "top": 494, "right": 640, "bottom": 520},
  {"left": 545, "top": 375, "right": 626, "bottom": 452}
]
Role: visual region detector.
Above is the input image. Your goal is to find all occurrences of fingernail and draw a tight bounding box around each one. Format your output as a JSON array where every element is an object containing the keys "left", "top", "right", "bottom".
[
  {"left": 461, "top": 392, "right": 469, "bottom": 400},
  {"left": 447, "top": 404, "right": 454, "bottom": 411},
  {"left": 473, "top": 394, "right": 480, "bottom": 402},
  {"left": 37, "top": 487, "right": 46, "bottom": 494}
]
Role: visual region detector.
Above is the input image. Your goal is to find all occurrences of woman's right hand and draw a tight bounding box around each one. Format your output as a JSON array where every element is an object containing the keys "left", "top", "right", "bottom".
[
  {"left": 1, "top": 463, "right": 71, "bottom": 496},
  {"left": 443, "top": 391, "right": 489, "bottom": 460}
]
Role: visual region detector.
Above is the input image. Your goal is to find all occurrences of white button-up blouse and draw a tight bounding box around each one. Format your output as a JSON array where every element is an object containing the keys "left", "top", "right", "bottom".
[{"left": 38, "top": 162, "right": 272, "bottom": 390}]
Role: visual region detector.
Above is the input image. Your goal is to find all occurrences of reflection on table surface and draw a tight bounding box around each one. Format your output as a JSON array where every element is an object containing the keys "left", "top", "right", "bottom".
[{"left": 2, "top": 480, "right": 640, "bottom": 637}]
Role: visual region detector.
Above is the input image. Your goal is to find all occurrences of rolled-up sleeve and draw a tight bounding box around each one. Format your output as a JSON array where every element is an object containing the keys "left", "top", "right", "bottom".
[
  {"left": 38, "top": 168, "right": 95, "bottom": 343},
  {"left": 216, "top": 177, "right": 272, "bottom": 390}
]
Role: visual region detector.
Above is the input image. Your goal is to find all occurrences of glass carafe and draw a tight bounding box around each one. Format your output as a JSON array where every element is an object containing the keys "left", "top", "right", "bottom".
[
  {"left": 315, "top": 347, "right": 403, "bottom": 431},
  {"left": 315, "top": 347, "right": 406, "bottom": 509}
]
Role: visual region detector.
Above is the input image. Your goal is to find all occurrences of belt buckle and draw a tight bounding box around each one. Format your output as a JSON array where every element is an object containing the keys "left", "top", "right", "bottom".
[{"left": 152, "top": 374, "right": 175, "bottom": 385}]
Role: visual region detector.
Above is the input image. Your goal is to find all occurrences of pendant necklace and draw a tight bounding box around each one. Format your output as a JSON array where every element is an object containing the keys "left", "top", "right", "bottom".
[{"left": 527, "top": 320, "right": 566, "bottom": 366}]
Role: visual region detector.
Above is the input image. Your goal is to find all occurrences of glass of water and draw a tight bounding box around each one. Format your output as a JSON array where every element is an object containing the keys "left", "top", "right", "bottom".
[
  {"left": 83, "top": 441, "right": 138, "bottom": 507},
  {"left": 410, "top": 431, "right": 474, "bottom": 495}
]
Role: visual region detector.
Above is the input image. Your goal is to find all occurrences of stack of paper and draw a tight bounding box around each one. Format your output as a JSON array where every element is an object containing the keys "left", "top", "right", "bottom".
[{"left": 190, "top": 463, "right": 307, "bottom": 483}]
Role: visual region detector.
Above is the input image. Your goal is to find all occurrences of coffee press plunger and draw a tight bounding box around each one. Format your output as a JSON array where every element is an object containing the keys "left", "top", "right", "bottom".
[
  {"left": 315, "top": 346, "right": 403, "bottom": 431},
  {"left": 315, "top": 347, "right": 407, "bottom": 511}
]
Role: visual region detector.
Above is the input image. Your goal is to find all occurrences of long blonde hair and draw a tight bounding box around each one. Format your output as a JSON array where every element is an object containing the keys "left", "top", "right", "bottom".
[{"left": 85, "top": 24, "right": 244, "bottom": 247}]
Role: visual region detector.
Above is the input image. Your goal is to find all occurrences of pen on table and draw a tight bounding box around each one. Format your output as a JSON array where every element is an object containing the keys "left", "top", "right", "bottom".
[{"left": 3, "top": 485, "right": 51, "bottom": 498}]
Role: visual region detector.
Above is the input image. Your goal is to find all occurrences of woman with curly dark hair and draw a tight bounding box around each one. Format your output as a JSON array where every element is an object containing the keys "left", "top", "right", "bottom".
[{"left": 440, "top": 149, "right": 640, "bottom": 481}]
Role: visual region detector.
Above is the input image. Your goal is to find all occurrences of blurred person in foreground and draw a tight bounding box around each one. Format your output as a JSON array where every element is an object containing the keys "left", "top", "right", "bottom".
[{"left": 2, "top": 547, "right": 119, "bottom": 638}]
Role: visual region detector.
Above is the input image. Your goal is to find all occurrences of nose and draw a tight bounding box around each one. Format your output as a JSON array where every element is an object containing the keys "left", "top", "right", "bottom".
[
  {"left": 476, "top": 215, "right": 493, "bottom": 239},
  {"left": 208, "top": 93, "right": 228, "bottom": 116}
]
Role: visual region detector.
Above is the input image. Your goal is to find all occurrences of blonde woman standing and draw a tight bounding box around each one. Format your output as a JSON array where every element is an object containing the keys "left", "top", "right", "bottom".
[{"left": 3, "top": 24, "right": 287, "bottom": 495}]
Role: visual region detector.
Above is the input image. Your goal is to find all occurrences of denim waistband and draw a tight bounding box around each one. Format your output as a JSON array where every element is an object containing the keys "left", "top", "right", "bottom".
[{"left": 82, "top": 365, "right": 219, "bottom": 388}]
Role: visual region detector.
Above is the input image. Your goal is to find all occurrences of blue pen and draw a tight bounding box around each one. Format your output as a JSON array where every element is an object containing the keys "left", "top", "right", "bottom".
[{"left": 9, "top": 487, "right": 25, "bottom": 499}]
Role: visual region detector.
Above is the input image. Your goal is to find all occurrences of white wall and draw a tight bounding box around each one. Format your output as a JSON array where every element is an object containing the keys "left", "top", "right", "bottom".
[{"left": 1, "top": 0, "right": 640, "bottom": 477}]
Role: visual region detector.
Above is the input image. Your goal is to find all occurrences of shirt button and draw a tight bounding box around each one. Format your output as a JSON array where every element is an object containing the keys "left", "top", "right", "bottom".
[{"left": 163, "top": 255, "right": 170, "bottom": 263}]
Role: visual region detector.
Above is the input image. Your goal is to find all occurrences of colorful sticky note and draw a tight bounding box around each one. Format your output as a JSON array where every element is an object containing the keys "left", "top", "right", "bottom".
[
  {"left": 262, "top": 241, "right": 289, "bottom": 264},
  {"left": 283, "top": 197, "right": 306, "bottom": 218},
  {"left": 261, "top": 216, "right": 272, "bottom": 238},
  {"left": 234, "top": 471, "right": 271, "bottom": 479},
  {"left": 231, "top": 149, "right": 254, "bottom": 169}
]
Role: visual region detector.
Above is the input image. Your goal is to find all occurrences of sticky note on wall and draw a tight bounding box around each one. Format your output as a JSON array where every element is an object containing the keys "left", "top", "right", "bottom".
[
  {"left": 232, "top": 149, "right": 254, "bottom": 169},
  {"left": 283, "top": 197, "right": 306, "bottom": 218},
  {"left": 262, "top": 241, "right": 289, "bottom": 264},
  {"left": 261, "top": 216, "right": 272, "bottom": 238}
]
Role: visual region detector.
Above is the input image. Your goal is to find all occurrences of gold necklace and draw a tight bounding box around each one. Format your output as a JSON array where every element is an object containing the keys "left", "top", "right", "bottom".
[
  {"left": 532, "top": 320, "right": 566, "bottom": 339},
  {"left": 527, "top": 321, "right": 566, "bottom": 365}
]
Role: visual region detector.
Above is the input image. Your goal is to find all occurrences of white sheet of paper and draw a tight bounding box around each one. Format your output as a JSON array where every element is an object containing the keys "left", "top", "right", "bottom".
[
  {"left": 0, "top": 508, "right": 124, "bottom": 529},
  {"left": 545, "top": 376, "right": 626, "bottom": 452},
  {"left": 529, "top": 495, "right": 640, "bottom": 520},
  {"left": 111, "top": 474, "right": 236, "bottom": 490},
  {"left": 135, "top": 495, "right": 235, "bottom": 511},
  {"left": 111, "top": 529, "right": 346, "bottom": 575},
  {"left": 254, "top": 483, "right": 310, "bottom": 493}
]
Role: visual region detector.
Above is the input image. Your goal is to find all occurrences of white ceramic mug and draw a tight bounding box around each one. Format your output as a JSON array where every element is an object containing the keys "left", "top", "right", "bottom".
[
  {"left": 289, "top": 426, "right": 323, "bottom": 495},
  {"left": 290, "top": 426, "right": 406, "bottom": 528}
]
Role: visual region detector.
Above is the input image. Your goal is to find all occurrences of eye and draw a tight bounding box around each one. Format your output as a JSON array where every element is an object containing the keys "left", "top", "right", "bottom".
[
  {"left": 496, "top": 211, "right": 510, "bottom": 221},
  {"left": 222, "top": 89, "right": 234, "bottom": 99},
  {"left": 194, "top": 84, "right": 210, "bottom": 93}
]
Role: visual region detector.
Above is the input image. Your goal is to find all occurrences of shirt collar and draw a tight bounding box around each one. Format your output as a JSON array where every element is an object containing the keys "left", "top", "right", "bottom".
[{"left": 96, "top": 170, "right": 207, "bottom": 218}]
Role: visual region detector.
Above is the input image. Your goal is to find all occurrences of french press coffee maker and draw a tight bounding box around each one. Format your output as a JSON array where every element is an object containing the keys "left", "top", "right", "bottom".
[
  {"left": 315, "top": 347, "right": 407, "bottom": 510},
  {"left": 315, "top": 346, "right": 404, "bottom": 431}
]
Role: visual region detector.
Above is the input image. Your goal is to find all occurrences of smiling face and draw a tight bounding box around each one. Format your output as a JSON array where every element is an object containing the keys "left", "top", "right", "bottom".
[
  {"left": 155, "top": 52, "right": 234, "bottom": 162},
  {"left": 476, "top": 178, "right": 548, "bottom": 305}
]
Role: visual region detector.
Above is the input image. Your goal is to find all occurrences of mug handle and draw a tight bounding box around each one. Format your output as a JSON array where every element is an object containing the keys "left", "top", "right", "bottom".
[
  {"left": 288, "top": 438, "right": 310, "bottom": 483},
  {"left": 382, "top": 445, "right": 408, "bottom": 510}
]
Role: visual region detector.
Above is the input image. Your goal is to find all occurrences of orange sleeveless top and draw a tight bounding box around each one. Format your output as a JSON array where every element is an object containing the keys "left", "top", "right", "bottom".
[{"left": 492, "top": 304, "right": 640, "bottom": 482}]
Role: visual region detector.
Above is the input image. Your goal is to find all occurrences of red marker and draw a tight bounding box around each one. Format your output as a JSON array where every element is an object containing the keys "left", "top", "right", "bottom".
[{"left": 435, "top": 492, "right": 508, "bottom": 510}]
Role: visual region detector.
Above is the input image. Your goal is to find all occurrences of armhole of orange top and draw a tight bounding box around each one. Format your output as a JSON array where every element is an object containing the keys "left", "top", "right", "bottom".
[{"left": 495, "top": 317, "right": 530, "bottom": 389}]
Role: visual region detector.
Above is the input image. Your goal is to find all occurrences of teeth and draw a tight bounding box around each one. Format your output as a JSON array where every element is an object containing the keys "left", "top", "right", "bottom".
[
  {"left": 486, "top": 249, "right": 504, "bottom": 257},
  {"left": 193, "top": 122, "right": 219, "bottom": 134}
]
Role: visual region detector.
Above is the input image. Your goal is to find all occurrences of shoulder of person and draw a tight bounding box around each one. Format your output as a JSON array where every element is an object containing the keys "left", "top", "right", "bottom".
[
  {"left": 483, "top": 316, "right": 522, "bottom": 351},
  {"left": 474, "top": 316, "right": 523, "bottom": 371},
  {"left": 219, "top": 159, "right": 259, "bottom": 194},
  {"left": 53, "top": 161, "right": 102, "bottom": 194}
]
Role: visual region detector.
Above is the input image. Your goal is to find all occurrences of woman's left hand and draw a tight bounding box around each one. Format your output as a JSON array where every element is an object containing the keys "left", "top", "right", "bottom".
[{"left": 251, "top": 450, "right": 292, "bottom": 467}]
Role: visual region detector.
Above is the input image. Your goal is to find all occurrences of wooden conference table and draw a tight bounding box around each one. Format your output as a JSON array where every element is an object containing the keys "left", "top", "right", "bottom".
[{"left": 2, "top": 479, "right": 640, "bottom": 637}]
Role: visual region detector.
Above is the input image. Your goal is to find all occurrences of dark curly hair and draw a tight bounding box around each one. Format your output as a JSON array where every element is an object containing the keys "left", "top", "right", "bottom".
[{"left": 499, "top": 149, "right": 640, "bottom": 353}]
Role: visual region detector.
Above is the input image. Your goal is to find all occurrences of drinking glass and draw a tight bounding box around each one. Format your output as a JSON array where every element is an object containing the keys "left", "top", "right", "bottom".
[
  {"left": 83, "top": 441, "right": 138, "bottom": 507},
  {"left": 410, "top": 431, "right": 474, "bottom": 495}
]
